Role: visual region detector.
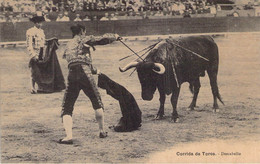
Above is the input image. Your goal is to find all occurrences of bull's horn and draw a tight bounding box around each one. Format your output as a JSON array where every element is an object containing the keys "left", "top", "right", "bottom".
[
  {"left": 153, "top": 63, "right": 165, "bottom": 74},
  {"left": 119, "top": 61, "right": 140, "bottom": 72}
]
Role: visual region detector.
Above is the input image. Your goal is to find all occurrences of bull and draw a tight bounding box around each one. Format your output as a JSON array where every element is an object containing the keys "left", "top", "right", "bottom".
[{"left": 119, "top": 36, "right": 224, "bottom": 122}]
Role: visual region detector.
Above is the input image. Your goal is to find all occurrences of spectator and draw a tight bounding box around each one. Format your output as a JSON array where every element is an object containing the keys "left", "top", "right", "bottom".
[
  {"left": 115, "top": 12, "right": 120, "bottom": 17},
  {"left": 82, "top": 0, "right": 89, "bottom": 11},
  {"left": 162, "top": 1, "right": 171, "bottom": 15},
  {"left": 41, "top": 1, "right": 49, "bottom": 12},
  {"left": 115, "top": 0, "right": 123, "bottom": 11},
  {"left": 126, "top": 3, "right": 134, "bottom": 11},
  {"left": 6, "top": 14, "right": 14, "bottom": 22},
  {"left": 13, "top": 2, "right": 20, "bottom": 12},
  {"left": 5, "top": 2, "right": 13, "bottom": 12},
  {"left": 154, "top": 10, "right": 163, "bottom": 16},
  {"left": 48, "top": 2, "right": 58, "bottom": 12},
  {"left": 63, "top": 11, "right": 71, "bottom": 20},
  {"left": 126, "top": 10, "right": 142, "bottom": 18},
  {"left": 30, "top": 3, "right": 36, "bottom": 13},
  {"left": 132, "top": 3, "right": 139, "bottom": 12},
  {"left": 97, "top": 0, "right": 105, "bottom": 11},
  {"left": 83, "top": 15, "right": 91, "bottom": 21},
  {"left": 12, "top": 15, "right": 20, "bottom": 23},
  {"left": 142, "top": 11, "right": 149, "bottom": 19},
  {"left": 58, "top": 1, "right": 66, "bottom": 11},
  {"left": 183, "top": 9, "right": 191, "bottom": 18},
  {"left": 232, "top": 11, "right": 239, "bottom": 17},
  {"left": 89, "top": 2, "right": 96, "bottom": 11},
  {"left": 216, "top": 4, "right": 221, "bottom": 11},
  {"left": 56, "top": 11, "right": 70, "bottom": 21},
  {"left": 120, "top": 4, "right": 126, "bottom": 11},
  {"left": 67, "top": 0, "right": 76, "bottom": 12},
  {"left": 22, "top": 3, "right": 28, "bottom": 12},
  {"left": 110, "top": 13, "right": 118, "bottom": 20},
  {"left": 56, "top": 13, "right": 64, "bottom": 21},
  {"left": 185, "top": 2, "right": 193, "bottom": 11},
  {"left": 74, "top": 13, "right": 82, "bottom": 21},
  {"left": 106, "top": 0, "right": 117, "bottom": 11},
  {"left": 0, "top": 2, "right": 4, "bottom": 12},
  {"left": 43, "top": 12, "right": 51, "bottom": 22},
  {"left": 0, "top": 15, "right": 7, "bottom": 22},
  {"left": 171, "top": 2, "right": 179, "bottom": 15},
  {"left": 100, "top": 12, "right": 110, "bottom": 21},
  {"left": 178, "top": 2, "right": 185, "bottom": 15},
  {"left": 210, "top": 4, "right": 216, "bottom": 16},
  {"left": 20, "top": 13, "right": 30, "bottom": 22},
  {"left": 91, "top": 15, "right": 97, "bottom": 21},
  {"left": 244, "top": 2, "right": 254, "bottom": 10},
  {"left": 77, "top": 2, "right": 84, "bottom": 11}
]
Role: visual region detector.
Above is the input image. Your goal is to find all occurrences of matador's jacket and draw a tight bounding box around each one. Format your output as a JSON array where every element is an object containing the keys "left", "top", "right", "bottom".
[
  {"left": 26, "top": 26, "right": 45, "bottom": 58},
  {"left": 63, "top": 33, "right": 118, "bottom": 68},
  {"left": 60, "top": 33, "right": 118, "bottom": 117}
]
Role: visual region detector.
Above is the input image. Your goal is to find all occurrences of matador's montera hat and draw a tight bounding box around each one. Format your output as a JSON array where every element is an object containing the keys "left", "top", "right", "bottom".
[{"left": 30, "top": 11, "right": 45, "bottom": 23}]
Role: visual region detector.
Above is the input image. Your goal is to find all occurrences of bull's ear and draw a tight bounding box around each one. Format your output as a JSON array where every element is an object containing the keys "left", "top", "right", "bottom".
[{"left": 152, "top": 63, "right": 165, "bottom": 74}]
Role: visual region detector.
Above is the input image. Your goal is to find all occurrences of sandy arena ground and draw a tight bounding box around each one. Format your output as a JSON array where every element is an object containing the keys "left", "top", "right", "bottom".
[{"left": 0, "top": 33, "right": 260, "bottom": 163}]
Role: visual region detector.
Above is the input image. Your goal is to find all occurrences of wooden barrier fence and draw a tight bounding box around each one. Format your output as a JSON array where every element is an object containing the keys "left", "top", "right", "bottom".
[{"left": 1, "top": 17, "right": 260, "bottom": 46}]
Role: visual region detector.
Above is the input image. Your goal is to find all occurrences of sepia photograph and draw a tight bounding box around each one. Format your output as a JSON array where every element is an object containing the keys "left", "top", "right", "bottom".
[{"left": 0, "top": 0, "right": 260, "bottom": 163}]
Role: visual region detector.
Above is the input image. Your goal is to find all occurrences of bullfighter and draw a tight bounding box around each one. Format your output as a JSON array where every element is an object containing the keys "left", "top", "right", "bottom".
[
  {"left": 26, "top": 11, "right": 46, "bottom": 94},
  {"left": 59, "top": 24, "right": 121, "bottom": 144}
]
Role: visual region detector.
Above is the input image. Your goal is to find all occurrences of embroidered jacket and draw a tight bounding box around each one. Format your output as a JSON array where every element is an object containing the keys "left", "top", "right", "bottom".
[
  {"left": 26, "top": 26, "right": 45, "bottom": 57},
  {"left": 64, "top": 33, "right": 117, "bottom": 68}
]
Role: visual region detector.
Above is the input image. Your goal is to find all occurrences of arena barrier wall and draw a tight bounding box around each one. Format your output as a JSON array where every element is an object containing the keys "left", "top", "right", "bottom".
[{"left": 1, "top": 17, "right": 260, "bottom": 43}]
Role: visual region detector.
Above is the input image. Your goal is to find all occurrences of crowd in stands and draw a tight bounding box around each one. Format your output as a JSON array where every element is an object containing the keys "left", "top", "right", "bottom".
[{"left": 0, "top": 0, "right": 259, "bottom": 22}]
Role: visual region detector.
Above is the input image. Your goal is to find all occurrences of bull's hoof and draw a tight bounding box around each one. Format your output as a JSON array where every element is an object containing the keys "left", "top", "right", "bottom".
[
  {"left": 171, "top": 117, "right": 179, "bottom": 123},
  {"left": 213, "top": 104, "right": 219, "bottom": 109},
  {"left": 212, "top": 109, "right": 220, "bottom": 113},
  {"left": 155, "top": 115, "right": 165, "bottom": 120},
  {"left": 186, "top": 107, "right": 194, "bottom": 111}
]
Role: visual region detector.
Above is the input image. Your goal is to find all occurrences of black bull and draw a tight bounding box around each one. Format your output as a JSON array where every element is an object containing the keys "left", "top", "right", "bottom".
[{"left": 119, "top": 36, "right": 224, "bottom": 122}]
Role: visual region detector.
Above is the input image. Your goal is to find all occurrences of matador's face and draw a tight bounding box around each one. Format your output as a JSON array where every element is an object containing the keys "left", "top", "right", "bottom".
[{"left": 35, "top": 22, "right": 43, "bottom": 29}]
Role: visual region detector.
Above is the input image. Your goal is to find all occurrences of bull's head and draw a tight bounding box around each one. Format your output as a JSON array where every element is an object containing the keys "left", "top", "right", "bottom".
[{"left": 119, "top": 61, "right": 165, "bottom": 100}]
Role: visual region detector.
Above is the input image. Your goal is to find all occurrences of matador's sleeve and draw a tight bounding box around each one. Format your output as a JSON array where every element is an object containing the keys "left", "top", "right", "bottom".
[
  {"left": 26, "top": 30, "right": 36, "bottom": 57},
  {"left": 84, "top": 33, "right": 119, "bottom": 46}
]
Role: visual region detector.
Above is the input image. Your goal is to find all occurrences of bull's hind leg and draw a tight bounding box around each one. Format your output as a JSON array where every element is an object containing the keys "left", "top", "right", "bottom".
[
  {"left": 188, "top": 78, "right": 201, "bottom": 111},
  {"left": 171, "top": 87, "right": 180, "bottom": 122},
  {"left": 156, "top": 90, "right": 166, "bottom": 119}
]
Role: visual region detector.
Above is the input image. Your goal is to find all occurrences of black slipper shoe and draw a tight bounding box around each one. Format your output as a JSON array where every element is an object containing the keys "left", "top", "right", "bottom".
[
  {"left": 58, "top": 139, "right": 73, "bottom": 144},
  {"left": 99, "top": 132, "right": 108, "bottom": 138},
  {"left": 31, "top": 90, "right": 37, "bottom": 94}
]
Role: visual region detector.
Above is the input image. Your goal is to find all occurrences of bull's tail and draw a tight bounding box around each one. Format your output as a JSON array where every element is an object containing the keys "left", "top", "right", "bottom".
[
  {"left": 207, "top": 65, "right": 225, "bottom": 107},
  {"left": 216, "top": 90, "right": 224, "bottom": 105},
  {"left": 207, "top": 70, "right": 225, "bottom": 107},
  {"left": 207, "top": 41, "right": 224, "bottom": 107}
]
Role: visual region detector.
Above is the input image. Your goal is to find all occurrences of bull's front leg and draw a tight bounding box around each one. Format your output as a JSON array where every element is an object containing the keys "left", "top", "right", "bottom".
[
  {"left": 156, "top": 90, "right": 166, "bottom": 119},
  {"left": 171, "top": 87, "right": 180, "bottom": 122}
]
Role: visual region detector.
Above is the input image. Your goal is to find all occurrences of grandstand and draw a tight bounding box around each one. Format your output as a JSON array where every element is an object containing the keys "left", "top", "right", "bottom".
[
  {"left": 0, "top": 0, "right": 259, "bottom": 22},
  {"left": 0, "top": 0, "right": 260, "bottom": 44}
]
